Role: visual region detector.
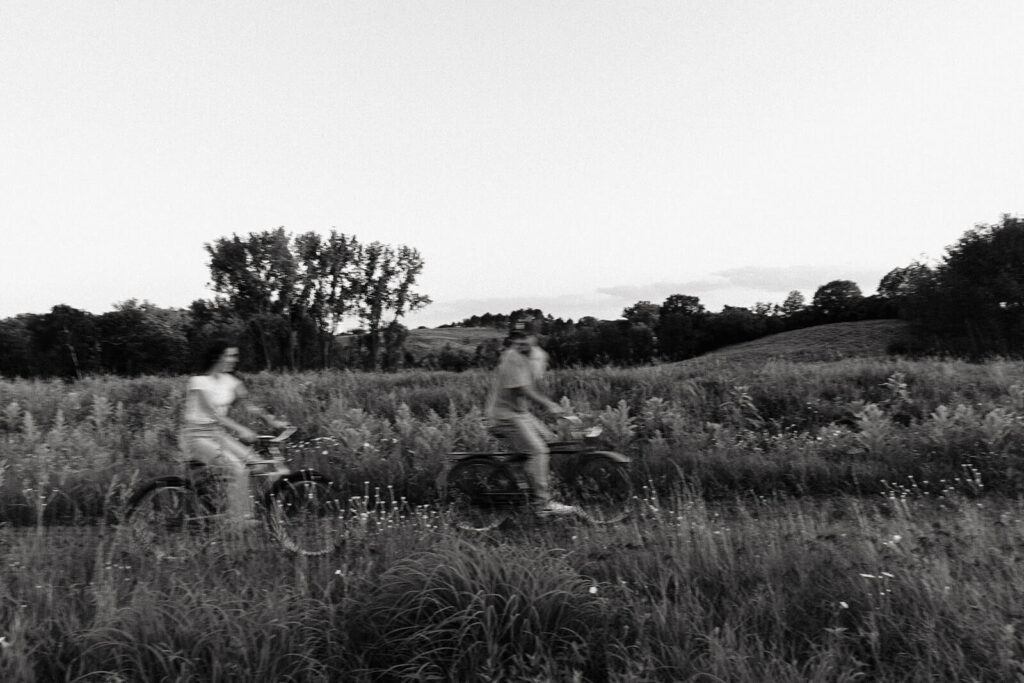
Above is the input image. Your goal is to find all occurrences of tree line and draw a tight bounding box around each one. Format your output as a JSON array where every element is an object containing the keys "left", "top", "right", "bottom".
[
  {"left": 0, "top": 228, "right": 429, "bottom": 378},
  {"left": 433, "top": 282, "right": 895, "bottom": 370},
  {"left": 437, "top": 215, "right": 1024, "bottom": 369},
  {"left": 3, "top": 215, "right": 1022, "bottom": 377}
]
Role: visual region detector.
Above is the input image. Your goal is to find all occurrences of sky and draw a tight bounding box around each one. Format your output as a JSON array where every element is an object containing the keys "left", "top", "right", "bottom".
[{"left": 2, "top": 1, "right": 1022, "bottom": 329}]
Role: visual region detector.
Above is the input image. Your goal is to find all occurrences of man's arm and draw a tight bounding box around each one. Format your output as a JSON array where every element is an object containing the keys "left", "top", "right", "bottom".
[{"left": 520, "top": 384, "right": 562, "bottom": 415}]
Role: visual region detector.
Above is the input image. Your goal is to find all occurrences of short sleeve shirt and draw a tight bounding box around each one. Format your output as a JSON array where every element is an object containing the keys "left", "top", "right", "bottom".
[
  {"left": 183, "top": 373, "right": 241, "bottom": 425},
  {"left": 486, "top": 349, "right": 534, "bottom": 419}
]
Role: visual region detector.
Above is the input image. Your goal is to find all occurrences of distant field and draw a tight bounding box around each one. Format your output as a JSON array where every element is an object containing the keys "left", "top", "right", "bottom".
[
  {"left": 688, "top": 319, "right": 910, "bottom": 364},
  {"left": 405, "top": 325, "right": 504, "bottom": 359},
  {"left": 407, "top": 319, "right": 910, "bottom": 366}
]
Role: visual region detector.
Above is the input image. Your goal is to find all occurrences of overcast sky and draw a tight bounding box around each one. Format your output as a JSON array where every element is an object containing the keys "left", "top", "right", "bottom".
[{"left": 2, "top": 1, "right": 1021, "bottom": 328}]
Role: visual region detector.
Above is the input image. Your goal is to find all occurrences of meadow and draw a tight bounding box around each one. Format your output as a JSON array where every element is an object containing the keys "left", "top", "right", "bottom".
[{"left": 2, "top": 354, "right": 1024, "bottom": 680}]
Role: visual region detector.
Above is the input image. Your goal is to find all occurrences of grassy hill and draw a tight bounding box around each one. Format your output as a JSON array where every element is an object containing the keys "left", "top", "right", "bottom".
[
  {"left": 407, "top": 319, "right": 911, "bottom": 365},
  {"left": 405, "top": 326, "right": 505, "bottom": 359},
  {"left": 689, "top": 319, "right": 910, "bottom": 364}
]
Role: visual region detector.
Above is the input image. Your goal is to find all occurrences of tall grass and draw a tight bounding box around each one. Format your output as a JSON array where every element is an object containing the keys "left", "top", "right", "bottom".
[
  {"left": 3, "top": 357, "right": 1024, "bottom": 679},
  {"left": 2, "top": 485, "right": 1022, "bottom": 680},
  {"left": 3, "top": 357, "right": 1024, "bottom": 522}
]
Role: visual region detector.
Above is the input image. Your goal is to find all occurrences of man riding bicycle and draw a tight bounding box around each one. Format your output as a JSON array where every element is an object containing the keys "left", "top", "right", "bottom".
[{"left": 486, "top": 331, "right": 578, "bottom": 516}]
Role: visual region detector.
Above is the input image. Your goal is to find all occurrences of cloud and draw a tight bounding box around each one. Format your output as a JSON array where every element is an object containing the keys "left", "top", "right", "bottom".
[
  {"left": 598, "top": 265, "right": 887, "bottom": 302},
  {"left": 712, "top": 265, "right": 885, "bottom": 292},
  {"left": 596, "top": 278, "right": 731, "bottom": 301}
]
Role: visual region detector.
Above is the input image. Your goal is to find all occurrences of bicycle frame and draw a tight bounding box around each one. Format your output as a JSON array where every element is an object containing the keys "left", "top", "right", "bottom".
[
  {"left": 440, "top": 423, "right": 633, "bottom": 528},
  {"left": 125, "top": 426, "right": 344, "bottom": 557}
]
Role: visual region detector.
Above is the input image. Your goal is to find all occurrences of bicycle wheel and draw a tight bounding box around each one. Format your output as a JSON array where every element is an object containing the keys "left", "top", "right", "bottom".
[
  {"left": 266, "top": 472, "right": 344, "bottom": 556},
  {"left": 125, "top": 478, "right": 215, "bottom": 561},
  {"left": 573, "top": 457, "right": 632, "bottom": 524},
  {"left": 441, "top": 460, "right": 515, "bottom": 532}
]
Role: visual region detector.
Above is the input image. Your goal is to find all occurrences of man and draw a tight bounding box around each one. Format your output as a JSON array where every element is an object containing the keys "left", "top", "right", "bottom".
[{"left": 486, "top": 331, "right": 578, "bottom": 516}]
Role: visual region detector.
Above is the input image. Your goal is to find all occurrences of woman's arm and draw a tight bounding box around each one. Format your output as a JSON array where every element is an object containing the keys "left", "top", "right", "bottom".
[{"left": 234, "top": 383, "right": 290, "bottom": 429}]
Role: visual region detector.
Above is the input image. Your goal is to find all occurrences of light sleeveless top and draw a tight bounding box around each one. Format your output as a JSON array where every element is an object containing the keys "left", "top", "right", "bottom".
[{"left": 183, "top": 373, "right": 241, "bottom": 426}]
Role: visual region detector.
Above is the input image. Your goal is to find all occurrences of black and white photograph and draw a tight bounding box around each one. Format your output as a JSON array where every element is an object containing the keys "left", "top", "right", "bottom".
[{"left": 1, "top": 1, "right": 1023, "bottom": 680}]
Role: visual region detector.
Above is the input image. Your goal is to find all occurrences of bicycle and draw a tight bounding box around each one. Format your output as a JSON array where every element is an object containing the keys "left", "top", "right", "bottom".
[
  {"left": 438, "top": 417, "right": 633, "bottom": 531},
  {"left": 124, "top": 427, "right": 344, "bottom": 559}
]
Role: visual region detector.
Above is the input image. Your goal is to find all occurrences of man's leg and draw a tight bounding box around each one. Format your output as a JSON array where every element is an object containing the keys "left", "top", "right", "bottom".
[{"left": 501, "top": 414, "right": 552, "bottom": 508}]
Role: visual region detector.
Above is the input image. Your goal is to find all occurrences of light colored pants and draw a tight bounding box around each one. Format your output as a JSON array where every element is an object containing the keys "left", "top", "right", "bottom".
[
  {"left": 180, "top": 424, "right": 255, "bottom": 522},
  {"left": 490, "top": 413, "right": 556, "bottom": 507}
]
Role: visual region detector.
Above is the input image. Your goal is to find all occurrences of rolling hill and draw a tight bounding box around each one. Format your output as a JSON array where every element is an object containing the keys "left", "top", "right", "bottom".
[
  {"left": 406, "top": 319, "right": 911, "bottom": 366},
  {"left": 686, "top": 319, "right": 910, "bottom": 364}
]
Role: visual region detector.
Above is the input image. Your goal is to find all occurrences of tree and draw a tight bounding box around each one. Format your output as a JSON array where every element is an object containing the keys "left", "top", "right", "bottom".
[
  {"left": 206, "top": 228, "right": 298, "bottom": 370},
  {"left": 205, "top": 229, "right": 430, "bottom": 371},
  {"left": 811, "top": 280, "right": 863, "bottom": 322},
  {"left": 98, "top": 300, "right": 190, "bottom": 376},
  {"left": 657, "top": 294, "right": 707, "bottom": 360},
  {"left": 660, "top": 294, "right": 705, "bottom": 317},
  {"left": 902, "top": 215, "right": 1024, "bottom": 356},
  {"left": 705, "top": 306, "right": 768, "bottom": 349},
  {"left": 0, "top": 315, "right": 34, "bottom": 377},
  {"left": 779, "top": 290, "right": 806, "bottom": 317},
  {"left": 622, "top": 301, "right": 660, "bottom": 328},
  {"left": 356, "top": 242, "right": 431, "bottom": 370},
  {"left": 26, "top": 305, "right": 100, "bottom": 379},
  {"left": 294, "top": 230, "right": 361, "bottom": 367}
]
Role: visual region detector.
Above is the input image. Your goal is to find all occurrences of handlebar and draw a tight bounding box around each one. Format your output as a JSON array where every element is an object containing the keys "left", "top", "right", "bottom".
[
  {"left": 556, "top": 414, "right": 602, "bottom": 439},
  {"left": 256, "top": 425, "right": 297, "bottom": 443}
]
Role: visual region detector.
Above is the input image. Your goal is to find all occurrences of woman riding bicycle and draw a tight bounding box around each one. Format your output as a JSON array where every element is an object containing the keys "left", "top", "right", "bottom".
[{"left": 180, "top": 340, "right": 289, "bottom": 527}]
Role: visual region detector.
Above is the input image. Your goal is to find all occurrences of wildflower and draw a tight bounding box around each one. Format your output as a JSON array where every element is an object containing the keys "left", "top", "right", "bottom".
[
  {"left": 0, "top": 635, "right": 8, "bottom": 649},
  {"left": 589, "top": 586, "right": 598, "bottom": 595},
  {"left": 839, "top": 601, "right": 849, "bottom": 609}
]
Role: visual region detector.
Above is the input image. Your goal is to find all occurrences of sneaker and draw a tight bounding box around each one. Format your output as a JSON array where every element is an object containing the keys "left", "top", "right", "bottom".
[{"left": 535, "top": 501, "right": 580, "bottom": 517}]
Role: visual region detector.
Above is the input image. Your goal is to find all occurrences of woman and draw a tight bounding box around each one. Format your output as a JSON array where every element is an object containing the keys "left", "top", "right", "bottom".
[{"left": 180, "top": 340, "right": 289, "bottom": 525}]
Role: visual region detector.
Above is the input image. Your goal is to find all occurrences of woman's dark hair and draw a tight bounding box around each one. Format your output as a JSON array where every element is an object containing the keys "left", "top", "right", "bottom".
[{"left": 199, "top": 338, "right": 237, "bottom": 373}]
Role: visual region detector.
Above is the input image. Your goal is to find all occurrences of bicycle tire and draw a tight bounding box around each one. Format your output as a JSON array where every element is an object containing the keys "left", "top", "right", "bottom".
[
  {"left": 440, "top": 460, "right": 515, "bottom": 532},
  {"left": 124, "top": 478, "right": 216, "bottom": 561},
  {"left": 573, "top": 456, "right": 632, "bottom": 525},
  {"left": 265, "top": 471, "right": 344, "bottom": 556}
]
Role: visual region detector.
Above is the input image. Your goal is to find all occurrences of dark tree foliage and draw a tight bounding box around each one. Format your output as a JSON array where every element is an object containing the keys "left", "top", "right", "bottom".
[
  {"left": 810, "top": 280, "right": 864, "bottom": 322},
  {"left": 0, "top": 316, "right": 35, "bottom": 378},
  {"left": 656, "top": 295, "right": 709, "bottom": 361},
  {"left": 16, "top": 216, "right": 1022, "bottom": 375},
  {"left": 97, "top": 300, "right": 191, "bottom": 376},
  {"left": 204, "top": 229, "right": 430, "bottom": 371},
  {"left": 900, "top": 215, "right": 1024, "bottom": 356},
  {"left": 621, "top": 301, "right": 660, "bottom": 327},
  {"left": 25, "top": 306, "right": 101, "bottom": 379},
  {"left": 704, "top": 306, "right": 769, "bottom": 348},
  {"left": 0, "top": 229, "right": 430, "bottom": 378}
]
